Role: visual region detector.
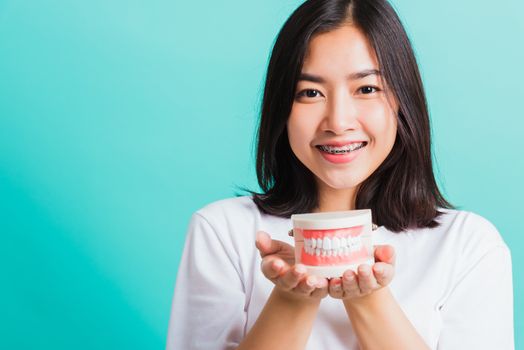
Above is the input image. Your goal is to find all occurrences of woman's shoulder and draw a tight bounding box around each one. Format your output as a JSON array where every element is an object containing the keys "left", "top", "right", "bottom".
[
  {"left": 424, "top": 208, "right": 509, "bottom": 256},
  {"left": 197, "top": 195, "right": 258, "bottom": 214},
  {"left": 190, "top": 195, "right": 287, "bottom": 234},
  {"left": 193, "top": 196, "right": 259, "bottom": 224},
  {"left": 436, "top": 208, "right": 504, "bottom": 240},
  {"left": 388, "top": 208, "right": 511, "bottom": 290},
  {"left": 186, "top": 196, "right": 291, "bottom": 256}
]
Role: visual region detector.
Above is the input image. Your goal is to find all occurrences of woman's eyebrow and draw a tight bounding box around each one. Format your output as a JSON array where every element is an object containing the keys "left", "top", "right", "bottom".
[{"left": 298, "top": 69, "right": 381, "bottom": 83}]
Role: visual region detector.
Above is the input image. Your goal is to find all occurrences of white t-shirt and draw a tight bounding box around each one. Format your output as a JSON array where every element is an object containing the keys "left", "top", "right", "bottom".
[{"left": 166, "top": 196, "right": 514, "bottom": 349}]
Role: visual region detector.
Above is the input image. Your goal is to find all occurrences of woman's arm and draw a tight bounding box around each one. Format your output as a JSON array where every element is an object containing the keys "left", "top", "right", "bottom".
[
  {"left": 329, "top": 245, "right": 430, "bottom": 350},
  {"left": 167, "top": 213, "right": 250, "bottom": 349},
  {"left": 237, "top": 287, "right": 320, "bottom": 350},
  {"left": 237, "top": 232, "right": 328, "bottom": 350},
  {"left": 344, "top": 287, "right": 429, "bottom": 350}
]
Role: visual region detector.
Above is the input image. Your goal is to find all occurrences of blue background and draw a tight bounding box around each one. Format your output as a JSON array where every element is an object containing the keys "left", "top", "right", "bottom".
[{"left": 1, "top": 0, "right": 522, "bottom": 348}]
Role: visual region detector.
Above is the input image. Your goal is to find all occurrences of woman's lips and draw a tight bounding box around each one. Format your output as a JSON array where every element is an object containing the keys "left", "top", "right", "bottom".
[{"left": 317, "top": 144, "right": 366, "bottom": 164}]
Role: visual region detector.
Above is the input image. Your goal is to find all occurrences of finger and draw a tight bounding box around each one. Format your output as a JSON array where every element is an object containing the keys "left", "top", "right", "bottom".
[
  {"left": 341, "top": 270, "right": 360, "bottom": 298},
  {"left": 328, "top": 278, "right": 344, "bottom": 299},
  {"left": 372, "top": 262, "right": 395, "bottom": 287},
  {"left": 277, "top": 264, "right": 307, "bottom": 290},
  {"left": 310, "top": 277, "right": 329, "bottom": 298},
  {"left": 357, "top": 264, "right": 379, "bottom": 294},
  {"left": 261, "top": 257, "right": 288, "bottom": 281},
  {"left": 255, "top": 231, "right": 291, "bottom": 258},
  {"left": 374, "top": 244, "right": 396, "bottom": 265},
  {"left": 292, "top": 274, "right": 317, "bottom": 295}
]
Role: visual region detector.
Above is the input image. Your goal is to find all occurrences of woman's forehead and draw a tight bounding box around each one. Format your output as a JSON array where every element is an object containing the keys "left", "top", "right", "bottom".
[{"left": 302, "top": 25, "right": 379, "bottom": 76}]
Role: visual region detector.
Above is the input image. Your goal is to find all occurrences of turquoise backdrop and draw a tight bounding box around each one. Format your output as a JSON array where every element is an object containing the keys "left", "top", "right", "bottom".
[{"left": 1, "top": 0, "right": 522, "bottom": 348}]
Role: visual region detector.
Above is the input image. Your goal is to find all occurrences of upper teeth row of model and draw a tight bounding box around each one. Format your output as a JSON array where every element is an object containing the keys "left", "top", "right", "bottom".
[
  {"left": 304, "top": 245, "right": 362, "bottom": 257},
  {"left": 304, "top": 236, "right": 362, "bottom": 250},
  {"left": 318, "top": 142, "right": 365, "bottom": 153}
]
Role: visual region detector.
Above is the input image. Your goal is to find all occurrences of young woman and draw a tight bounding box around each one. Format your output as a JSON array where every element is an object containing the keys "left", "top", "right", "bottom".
[{"left": 167, "top": 0, "right": 514, "bottom": 349}]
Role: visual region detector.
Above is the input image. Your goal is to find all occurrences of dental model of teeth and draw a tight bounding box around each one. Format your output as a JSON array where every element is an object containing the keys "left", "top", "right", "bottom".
[
  {"left": 291, "top": 209, "right": 375, "bottom": 278},
  {"left": 303, "top": 236, "right": 363, "bottom": 257}
]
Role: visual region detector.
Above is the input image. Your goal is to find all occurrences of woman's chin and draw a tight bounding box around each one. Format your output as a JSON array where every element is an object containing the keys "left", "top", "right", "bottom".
[{"left": 319, "top": 177, "right": 362, "bottom": 191}]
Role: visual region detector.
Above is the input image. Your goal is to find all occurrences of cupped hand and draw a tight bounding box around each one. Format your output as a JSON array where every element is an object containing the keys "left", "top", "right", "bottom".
[
  {"left": 328, "top": 244, "right": 396, "bottom": 300},
  {"left": 255, "top": 231, "right": 329, "bottom": 301}
]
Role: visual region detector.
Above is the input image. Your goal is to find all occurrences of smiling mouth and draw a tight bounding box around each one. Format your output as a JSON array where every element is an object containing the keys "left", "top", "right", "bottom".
[{"left": 315, "top": 142, "right": 368, "bottom": 154}]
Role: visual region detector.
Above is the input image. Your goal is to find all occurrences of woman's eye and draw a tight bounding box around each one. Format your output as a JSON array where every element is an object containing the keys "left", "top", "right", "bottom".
[
  {"left": 359, "top": 86, "right": 379, "bottom": 94},
  {"left": 297, "top": 89, "right": 322, "bottom": 98}
]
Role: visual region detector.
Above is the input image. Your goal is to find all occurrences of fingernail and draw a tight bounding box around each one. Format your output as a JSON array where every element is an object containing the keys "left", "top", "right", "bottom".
[
  {"left": 273, "top": 260, "right": 284, "bottom": 269},
  {"left": 374, "top": 266, "right": 384, "bottom": 275},
  {"left": 359, "top": 265, "right": 371, "bottom": 276},
  {"left": 295, "top": 265, "right": 307, "bottom": 274},
  {"left": 344, "top": 274, "right": 355, "bottom": 282},
  {"left": 306, "top": 276, "right": 317, "bottom": 287}
]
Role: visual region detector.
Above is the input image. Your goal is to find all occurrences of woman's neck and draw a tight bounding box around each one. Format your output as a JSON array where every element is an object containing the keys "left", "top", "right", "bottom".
[{"left": 314, "top": 184, "right": 357, "bottom": 213}]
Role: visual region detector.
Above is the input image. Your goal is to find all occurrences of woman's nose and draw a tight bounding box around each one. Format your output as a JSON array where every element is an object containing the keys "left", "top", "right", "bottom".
[{"left": 321, "top": 91, "right": 359, "bottom": 134}]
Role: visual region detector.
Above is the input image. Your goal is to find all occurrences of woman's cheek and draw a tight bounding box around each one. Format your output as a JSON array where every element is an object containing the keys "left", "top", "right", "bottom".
[{"left": 361, "top": 104, "right": 396, "bottom": 133}]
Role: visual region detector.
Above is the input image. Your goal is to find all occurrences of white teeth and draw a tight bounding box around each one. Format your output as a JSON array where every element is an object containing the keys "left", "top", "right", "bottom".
[
  {"left": 303, "top": 236, "right": 363, "bottom": 256},
  {"left": 349, "top": 238, "right": 362, "bottom": 252},
  {"left": 322, "top": 237, "right": 331, "bottom": 250},
  {"left": 332, "top": 237, "right": 340, "bottom": 250}
]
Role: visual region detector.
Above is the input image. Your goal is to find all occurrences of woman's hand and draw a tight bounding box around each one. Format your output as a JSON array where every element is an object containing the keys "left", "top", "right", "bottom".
[
  {"left": 255, "top": 231, "right": 329, "bottom": 302},
  {"left": 328, "top": 245, "right": 396, "bottom": 301}
]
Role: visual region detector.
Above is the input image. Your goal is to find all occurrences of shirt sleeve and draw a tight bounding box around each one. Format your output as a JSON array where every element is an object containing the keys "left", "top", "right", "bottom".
[
  {"left": 437, "top": 244, "right": 514, "bottom": 349},
  {"left": 166, "top": 213, "right": 247, "bottom": 350}
]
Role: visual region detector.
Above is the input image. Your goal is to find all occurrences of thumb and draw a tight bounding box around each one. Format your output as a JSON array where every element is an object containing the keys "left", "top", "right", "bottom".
[
  {"left": 374, "top": 244, "right": 396, "bottom": 265},
  {"left": 255, "top": 231, "right": 287, "bottom": 257}
]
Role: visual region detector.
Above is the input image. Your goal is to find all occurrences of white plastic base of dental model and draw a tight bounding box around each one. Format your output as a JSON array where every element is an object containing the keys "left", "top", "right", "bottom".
[{"left": 304, "top": 257, "right": 376, "bottom": 278}]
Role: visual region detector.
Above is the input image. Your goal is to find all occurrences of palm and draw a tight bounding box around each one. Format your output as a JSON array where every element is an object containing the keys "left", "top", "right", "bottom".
[{"left": 274, "top": 241, "right": 295, "bottom": 265}]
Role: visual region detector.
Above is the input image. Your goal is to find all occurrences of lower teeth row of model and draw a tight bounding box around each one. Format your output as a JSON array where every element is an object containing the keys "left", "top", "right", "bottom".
[{"left": 304, "top": 245, "right": 363, "bottom": 257}]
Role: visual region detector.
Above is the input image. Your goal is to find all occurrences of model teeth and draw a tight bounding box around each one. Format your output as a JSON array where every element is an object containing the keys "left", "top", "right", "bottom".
[
  {"left": 322, "top": 237, "right": 331, "bottom": 250},
  {"left": 318, "top": 142, "right": 366, "bottom": 154},
  {"left": 303, "top": 236, "right": 363, "bottom": 256}
]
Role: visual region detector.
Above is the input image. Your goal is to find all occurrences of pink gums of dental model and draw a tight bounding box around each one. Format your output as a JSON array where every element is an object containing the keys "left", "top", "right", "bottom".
[{"left": 291, "top": 210, "right": 375, "bottom": 278}]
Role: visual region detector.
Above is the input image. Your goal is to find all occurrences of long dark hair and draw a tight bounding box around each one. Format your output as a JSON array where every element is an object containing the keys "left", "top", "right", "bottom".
[{"left": 245, "top": 0, "right": 453, "bottom": 232}]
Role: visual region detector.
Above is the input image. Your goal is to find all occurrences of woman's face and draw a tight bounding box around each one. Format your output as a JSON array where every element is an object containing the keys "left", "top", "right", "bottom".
[{"left": 287, "top": 24, "right": 398, "bottom": 204}]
